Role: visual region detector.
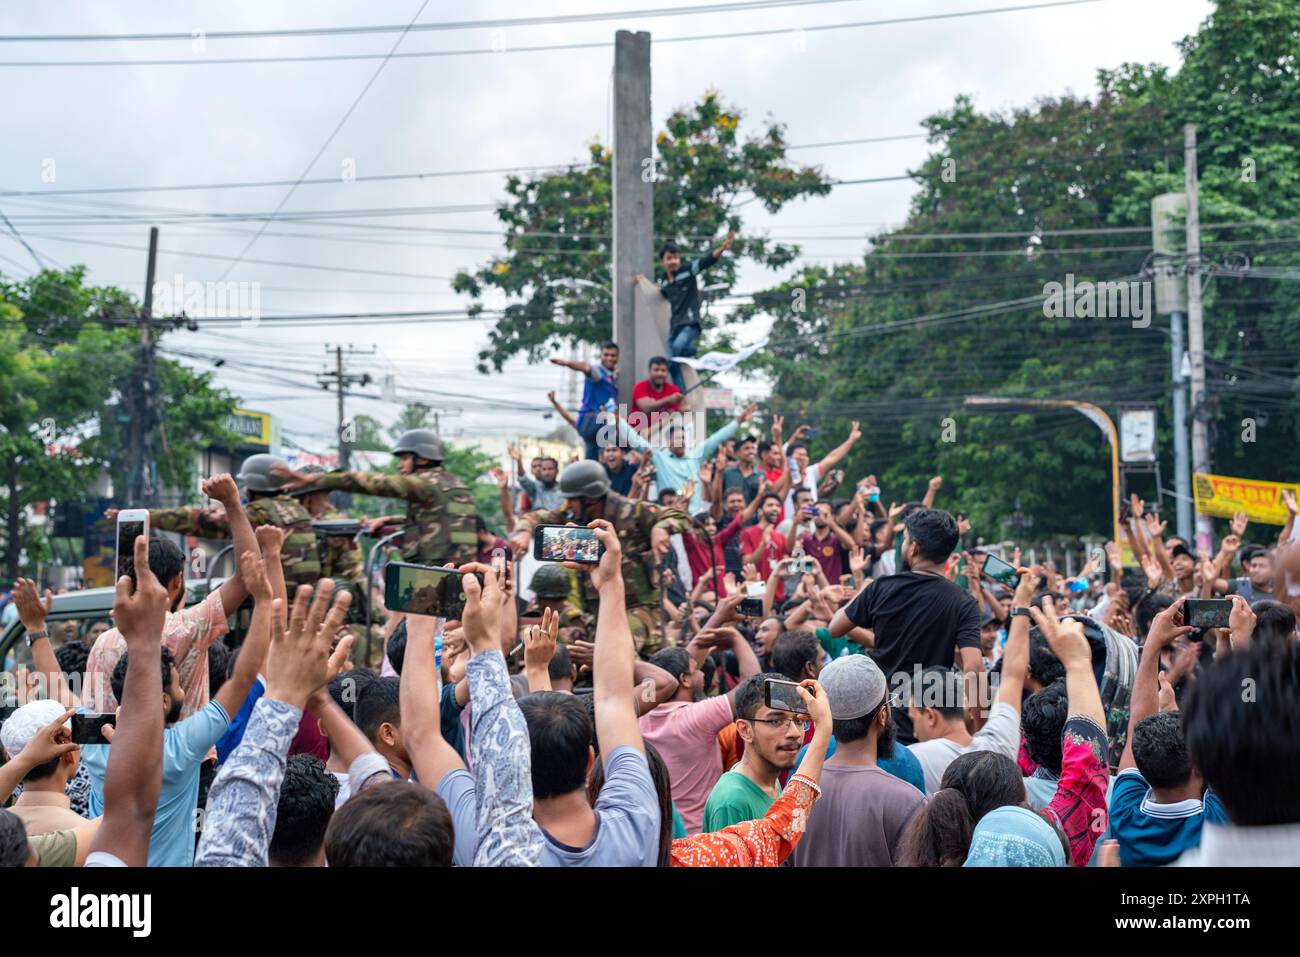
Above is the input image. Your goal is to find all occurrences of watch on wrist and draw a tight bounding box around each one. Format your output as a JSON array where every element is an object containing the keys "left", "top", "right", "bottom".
[
  {"left": 1010, "top": 607, "right": 1033, "bottom": 620},
  {"left": 25, "top": 629, "right": 50, "bottom": 646}
]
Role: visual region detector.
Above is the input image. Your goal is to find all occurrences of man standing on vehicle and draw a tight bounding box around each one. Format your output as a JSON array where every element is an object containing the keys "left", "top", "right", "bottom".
[{"left": 550, "top": 342, "right": 620, "bottom": 460}]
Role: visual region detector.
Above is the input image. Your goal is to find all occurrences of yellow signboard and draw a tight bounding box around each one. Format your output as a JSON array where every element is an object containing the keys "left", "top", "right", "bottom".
[
  {"left": 227, "top": 408, "right": 272, "bottom": 448},
  {"left": 1193, "top": 471, "right": 1299, "bottom": 526}
]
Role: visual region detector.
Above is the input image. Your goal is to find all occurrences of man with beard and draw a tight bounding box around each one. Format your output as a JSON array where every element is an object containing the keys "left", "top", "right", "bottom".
[
  {"left": 829, "top": 507, "right": 982, "bottom": 745},
  {"left": 789, "top": 655, "right": 924, "bottom": 866},
  {"left": 702, "top": 673, "right": 806, "bottom": 832}
]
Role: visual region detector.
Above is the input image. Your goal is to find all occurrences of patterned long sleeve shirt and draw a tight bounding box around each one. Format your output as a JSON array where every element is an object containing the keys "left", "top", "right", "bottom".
[
  {"left": 465, "top": 651, "right": 545, "bottom": 867},
  {"left": 670, "top": 773, "right": 821, "bottom": 867},
  {"left": 194, "top": 697, "right": 302, "bottom": 867},
  {"left": 1044, "top": 715, "right": 1111, "bottom": 868}
]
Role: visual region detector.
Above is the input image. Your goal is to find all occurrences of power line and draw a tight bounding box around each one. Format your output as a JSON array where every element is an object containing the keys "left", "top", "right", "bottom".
[
  {"left": 0, "top": 0, "right": 1111, "bottom": 67},
  {"left": 216, "top": 0, "right": 432, "bottom": 280},
  {"left": 0, "top": 0, "right": 871, "bottom": 43}
]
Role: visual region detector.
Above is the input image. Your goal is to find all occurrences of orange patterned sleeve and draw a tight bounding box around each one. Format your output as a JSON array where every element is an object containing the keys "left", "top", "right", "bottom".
[{"left": 670, "top": 774, "right": 821, "bottom": 867}]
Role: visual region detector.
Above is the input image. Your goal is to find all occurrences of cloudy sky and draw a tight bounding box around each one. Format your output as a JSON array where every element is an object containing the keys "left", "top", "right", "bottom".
[{"left": 1, "top": 0, "right": 1213, "bottom": 456}]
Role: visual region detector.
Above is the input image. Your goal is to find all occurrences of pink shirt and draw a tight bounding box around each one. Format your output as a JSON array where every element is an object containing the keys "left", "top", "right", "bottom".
[
  {"left": 638, "top": 695, "right": 735, "bottom": 835},
  {"left": 84, "top": 590, "right": 229, "bottom": 719}
]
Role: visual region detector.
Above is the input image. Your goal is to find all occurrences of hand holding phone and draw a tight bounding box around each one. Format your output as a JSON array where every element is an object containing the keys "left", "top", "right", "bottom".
[
  {"left": 384, "top": 562, "right": 467, "bottom": 618},
  {"left": 115, "top": 509, "right": 150, "bottom": 588},
  {"left": 71, "top": 713, "right": 116, "bottom": 745},
  {"left": 763, "top": 678, "right": 810, "bottom": 715},
  {"left": 534, "top": 524, "right": 605, "bottom": 564}
]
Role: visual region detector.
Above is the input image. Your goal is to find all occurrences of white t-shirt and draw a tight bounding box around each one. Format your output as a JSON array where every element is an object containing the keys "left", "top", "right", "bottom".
[
  {"left": 783, "top": 462, "right": 821, "bottom": 516},
  {"left": 871, "top": 549, "right": 897, "bottom": 579},
  {"left": 906, "top": 700, "right": 1021, "bottom": 794}
]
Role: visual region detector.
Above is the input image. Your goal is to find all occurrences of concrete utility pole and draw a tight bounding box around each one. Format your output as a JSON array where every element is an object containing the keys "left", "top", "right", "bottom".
[
  {"left": 1184, "top": 123, "right": 1213, "bottom": 547},
  {"left": 126, "top": 226, "right": 160, "bottom": 505},
  {"left": 1151, "top": 193, "right": 1192, "bottom": 541},
  {"left": 612, "top": 30, "right": 653, "bottom": 408},
  {"left": 317, "top": 345, "right": 375, "bottom": 472}
]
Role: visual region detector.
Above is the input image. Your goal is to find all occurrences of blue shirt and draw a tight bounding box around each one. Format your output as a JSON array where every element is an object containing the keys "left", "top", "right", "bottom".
[
  {"left": 1108, "top": 767, "right": 1228, "bottom": 866},
  {"left": 579, "top": 364, "right": 618, "bottom": 419},
  {"left": 216, "top": 677, "right": 265, "bottom": 763},
  {"left": 795, "top": 734, "right": 928, "bottom": 794},
  {"left": 81, "top": 698, "right": 232, "bottom": 867}
]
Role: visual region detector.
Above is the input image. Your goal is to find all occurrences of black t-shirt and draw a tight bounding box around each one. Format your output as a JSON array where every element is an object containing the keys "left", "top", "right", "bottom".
[{"left": 843, "top": 570, "right": 982, "bottom": 744}]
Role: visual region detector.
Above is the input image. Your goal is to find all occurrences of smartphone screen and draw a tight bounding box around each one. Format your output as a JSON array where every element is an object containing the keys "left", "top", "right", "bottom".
[
  {"left": 763, "top": 678, "right": 810, "bottom": 715},
  {"left": 384, "top": 562, "right": 459, "bottom": 617},
  {"left": 116, "top": 517, "right": 146, "bottom": 582},
  {"left": 71, "top": 713, "right": 115, "bottom": 745},
  {"left": 533, "top": 525, "right": 604, "bottom": 564},
  {"left": 739, "top": 597, "right": 765, "bottom": 617},
  {"left": 1184, "top": 598, "right": 1232, "bottom": 630},
  {"left": 981, "top": 553, "right": 1021, "bottom": 589}
]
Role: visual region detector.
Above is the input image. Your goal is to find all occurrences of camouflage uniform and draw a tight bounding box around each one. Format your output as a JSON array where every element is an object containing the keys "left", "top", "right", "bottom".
[
  {"left": 516, "top": 491, "right": 691, "bottom": 654},
  {"left": 314, "top": 506, "right": 365, "bottom": 583},
  {"left": 315, "top": 468, "right": 478, "bottom": 567},
  {"left": 148, "top": 496, "right": 320, "bottom": 587}
]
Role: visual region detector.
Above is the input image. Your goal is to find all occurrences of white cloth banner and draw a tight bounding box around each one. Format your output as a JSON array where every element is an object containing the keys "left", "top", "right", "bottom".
[{"left": 673, "top": 339, "right": 767, "bottom": 374}]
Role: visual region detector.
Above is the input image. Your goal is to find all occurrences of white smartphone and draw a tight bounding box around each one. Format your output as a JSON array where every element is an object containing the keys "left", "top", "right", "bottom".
[{"left": 116, "top": 509, "right": 150, "bottom": 586}]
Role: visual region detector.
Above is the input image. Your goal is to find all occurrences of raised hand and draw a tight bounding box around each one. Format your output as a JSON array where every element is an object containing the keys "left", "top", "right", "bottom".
[
  {"left": 1129, "top": 494, "right": 1145, "bottom": 520},
  {"left": 237, "top": 549, "right": 274, "bottom": 603},
  {"left": 1283, "top": 489, "right": 1298, "bottom": 516},
  {"left": 738, "top": 403, "right": 758, "bottom": 423},
  {"left": 15, "top": 707, "right": 78, "bottom": 766},
  {"left": 1104, "top": 540, "right": 1121, "bottom": 570},
  {"left": 1156, "top": 672, "right": 1178, "bottom": 712},
  {"left": 524, "top": 606, "right": 559, "bottom": 674},
  {"left": 1141, "top": 554, "right": 1164, "bottom": 590},
  {"left": 457, "top": 561, "right": 508, "bottom": 654},
  {"left": 202, "top": 472, "right": 240, "bottom": 505},
  {"left": 264, "top": 581, "right": 353, "bottom": 708},
  {"left": 1144, "top": 512, "right": 1166, "bottom": 538},
  {"left": 1230, "top": 511, "right": 1248, "bottom": 537},
  {"left": 12, "top": 578, "right": 53, "bottom": 632},
  {"left": 1228, "top": 594, "right": 1256, "bottom": 649},
  {"left": 1146, "top": 596, "right": 1195, "bottom": 649},
  {"left": 1027, "top": 596, "right": 1090, "bottom": 670},
  {"left": 1013, "top": 565, "right": 1041, "bottom": 606},
  {"left": 928, "top": 476, "right": 943, "bottom": 494},
  {"left": 742, "top": 562, "right": 760, "bottom": 583},
  {"left": 848, "top": 420, "right": 862, "bottom": 442},
  {"left": 112, "top": 533, "right": 169, "bottom": 644},
  {"left": 796, "top": 678, "right": 832, "bottom": 729},
  {"left": 849, "top": 547, "right": 869, "bottom": 576}
]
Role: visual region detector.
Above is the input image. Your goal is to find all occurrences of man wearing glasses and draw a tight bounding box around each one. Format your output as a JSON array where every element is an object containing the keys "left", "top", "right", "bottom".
[
  {"left": 788, "top": 655, "right": 925, "bottom": 866},
  {"left": 702, "top": 673, "right": 810, "bottom": 833}
]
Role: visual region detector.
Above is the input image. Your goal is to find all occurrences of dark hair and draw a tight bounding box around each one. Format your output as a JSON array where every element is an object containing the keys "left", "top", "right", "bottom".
[
  {"left": 122, "top": 538, "right": 185, "bottom": 590},
  {"left": 909, "top": 665, "right": 965, "bottom": 720},
  {"left": 757, "top": 439, "right": 776, "bottom": 457},
  {"left": 600, "top": 341, "right": 619, "bottom": 352},
  {"left": 788, "top": 442, "right": 808, "bottom": 456},
  {"left": 1239, "top": 544, "right": 1267, "bottom": 566},
  {"left": 650, "top": 646, "right": 691, "bottom": 685},
  {"left": 386, "top": 621, "right": 408, "bottom": 675},
  {"left": 0, "top": 809, "right": 31, "bottom": 867},
  {"left": 518, "top": 692, "right": 593, "bottom": 799},
  {"left": 54, "top": 640, "right": 90, "bottom": 688},
  {"left": 328, "top": 669, "right": 376, "bottom": 723},
  {"left": 354, "top": 676, "right": 401, "bottom": 744},
  {"left": 588, "top": 740, "right": 673, "bottom": 867},
  {"left": 657, "top": 488, "right": 679, "bottom": 504},
  {"left": 648, "top": 355, "right": 669, "bottom": 369},
  {"left": 737, "top": 435, "right": 756, "bottom": 448},
  {"left": 1027, "top": 629, "right": 1067, "bottom": 686},
  {"left": 1134, "top": 593, "right": 1174, "bottom": 641},
  {"left": 207, "top": 641, "right": 231, "bottom": 700},
  {"left": 324, "top": 781, "right": 453, "bottom": 866},
  {"left": 270, "top": 754, "right": 340, "bottom": 867},
  {"left": 1132, "top": 711, "right": 1192, "bottom": 789},
  {"left": 658, "top": 241, "right": 680, "bottom": 258},
  {"left": 771, "top": 631, "right": 820, "bottom": 683},
  {"left": 111, "top": 646, "right": 176, "bottom": 704},
  {"left": 735, "top": 672, "right": 782, "bottom": 720},
  {"left": 902, "top": 508, "right": 960, "bottom": 563},
  {"left": 1250, "top": 599, "right": 1296, "bottom": 652},
  {"left": 1183, "top": 640, "right": 1300, "bottom": 826},
  {"left": 548, "top": 643, "right": 573, "bottom": 682},
  {"left": 1021, "top": 680, "right": 1069, "bottom": 774},
  {"left": 474, "top": 514, "right": 488, "bottom": 535},
  {"left": 759, "top": 492, "right": 783, "bottom": 509},
  {"left": 898, "top": 751, "right": 1026, "bottom": 866}
]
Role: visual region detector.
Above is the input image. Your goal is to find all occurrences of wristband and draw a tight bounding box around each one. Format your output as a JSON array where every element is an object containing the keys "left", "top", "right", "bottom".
[
  {"left": 1010, "top": 607, "right": 1033, "bottom": 620},
  {"left": 25, "top": 629, "right": 49, "bottom": 646}
]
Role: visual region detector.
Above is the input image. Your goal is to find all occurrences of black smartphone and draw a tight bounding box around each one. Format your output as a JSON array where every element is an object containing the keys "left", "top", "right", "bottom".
[
  {"left": 384, "top": 562, "right": 467, "bottom": 618},
  {"left": 738, "top": 597, "right": 764, "bottom": 617},
  {"left": 981, "top": 553, "right": 1021, "bottom": 589},
  {"left": 533, "top": 524, "right": 604, "bottom": 564},
  {"left": 71, "top": 713, "right": 115, "bottom": 745},
  {"left": 1184, "top": 598, "right": 1232, "bottom": 630},
  {"left": 763, "top": 678, "right": 810, "bottom": 715}
]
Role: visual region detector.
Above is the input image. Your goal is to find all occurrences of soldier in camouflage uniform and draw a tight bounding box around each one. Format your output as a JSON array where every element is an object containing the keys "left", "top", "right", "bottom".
[
  {"left": 525, "top": 562, "right": 593, "bottom": 645},
  {"left": 289, "top": 464, "right": 368, "bottom": 633},
  {"left": 132, "top": 453, "right": 321, "bottom": 588},
  {"left": 510, "top": 459, "right": 691, "bottom": 654},
  {"left": 272, "top": 429, "right": 479, "bottom": 569}
]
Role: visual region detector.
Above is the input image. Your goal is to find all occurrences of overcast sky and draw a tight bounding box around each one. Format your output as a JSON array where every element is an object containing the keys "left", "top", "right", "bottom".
[{"left": 0, "top": 0, "right": 1213, "bottom": 456}]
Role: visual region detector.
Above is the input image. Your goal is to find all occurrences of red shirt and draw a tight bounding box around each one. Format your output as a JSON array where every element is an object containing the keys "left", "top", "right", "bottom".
[
  {"left": 801, "top": 531, "right": 846, "bottom": 582},
  {"left": 740, "top": 523, "right": 787, "bottom": 586},
  {"left": 631, "top": 378, "right": 683, "bottom": 431}
]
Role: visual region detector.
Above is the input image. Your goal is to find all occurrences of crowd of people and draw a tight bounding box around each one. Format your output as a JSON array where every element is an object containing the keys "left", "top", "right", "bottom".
[{"left": 4, "top": 333, "right": 1300, "bottom": 868}]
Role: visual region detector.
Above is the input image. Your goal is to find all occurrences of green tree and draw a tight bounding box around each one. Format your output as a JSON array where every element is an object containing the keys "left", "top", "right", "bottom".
[{"left": 455, "top": 91, "right": 832, "bottom": 372}]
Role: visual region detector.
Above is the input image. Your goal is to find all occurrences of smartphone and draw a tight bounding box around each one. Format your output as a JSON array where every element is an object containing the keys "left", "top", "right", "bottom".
[
  {"left": 981, "top": 553, "right": 1021, "bottom": 589},
  {"left": 115, "top": 509, "right": 149, "bottom": 585},
  {"left": 384, "top": 562, "right": 466, "bottom": 618},
  {"left": 739, "top": 585, "right": 764, "bottom": 617},
  {"left": 796, "top": 557, "right": 817, "bottom": 576},
  {"left": 1067, "top": 578, "right": 1090, "bottom": 593},
  {"left": 763, "top": 678, "right": 810, "bottom": 715},
  {"left": 1184, "top": 598, "right": 1232, "bottom": 630},
  {"left": 533, "top": 524, "right": 604, "bottom": 564},
  {"left": 801, "top": 505, "right": 818, "bottom": 518},
  {"left": 71, "top": 713, "right": 115, "bottom": 745}
]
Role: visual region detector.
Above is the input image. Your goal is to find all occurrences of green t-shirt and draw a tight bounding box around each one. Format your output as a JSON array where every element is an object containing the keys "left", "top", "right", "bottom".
[
  {"left": 816, "top": 626, "right": 867, "bottom": 659},
  {"left": 702, "top": 769, "right": 778, "bottom": 833},
  {"left": 31, "top": 828, "right": 77, "bottom": 867}
]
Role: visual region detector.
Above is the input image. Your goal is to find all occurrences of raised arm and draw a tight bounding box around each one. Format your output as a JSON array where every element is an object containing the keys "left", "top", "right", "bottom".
[
  {"left": 921, "top": 475, "right": 942, "bottom": 510},
  {"left": 579, "top": 520, "right": 644, "bottom": 755},
  {"left": 548, "top": 356, "right": 592, "bottom": 376},
  {"left": 0, "top": 707, "right": 77, "bottom": 805},
  {"left": 997, "top": 568, "right": 1038, "bottom": 708},
  {"left": 400, "top": 614, "right": 466, "bottom": 788},
  {"left": 546, "top": 390, "right": 579, "bottom": 431},
  {"left": 1029, "top": 597, "right": 1104, "bottom": 728},
  {"left": 522, "top": 607, "right": 558, "bottom": 692},
  {"left": 90, "top": 534, "right": 168, "bottom": 866},
  {"left": 215, "top": 550, "right": 295, "bottom": 719},
  {"left": 12, "top": 579, "right": 79, "bottom": 708},
  {"left": 203, "top": 473, "right": 255, "bottom": 616},
  {"left": 815, "top": 421, "right": 861, "bottom": 474},
  {"left": 1119, "top": 597, "right": 1193, "bottom": 771}
]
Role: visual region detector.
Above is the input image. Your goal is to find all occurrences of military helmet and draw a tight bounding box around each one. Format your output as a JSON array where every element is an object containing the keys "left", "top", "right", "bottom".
[
  {"left": 289, "top": 464, "right": 329, "bottom": 497},
  {"left": 530, "top": 563, "right": 572, "bottom": 598},
  {"left": 235, "top": 453, "right": 290, "bottom": 493},
  {"left": 558, "top": 459, "right": 610, "bottom": 499},
  {"left": 391, "top": 429, "right": 443, "bottom": 463}
]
